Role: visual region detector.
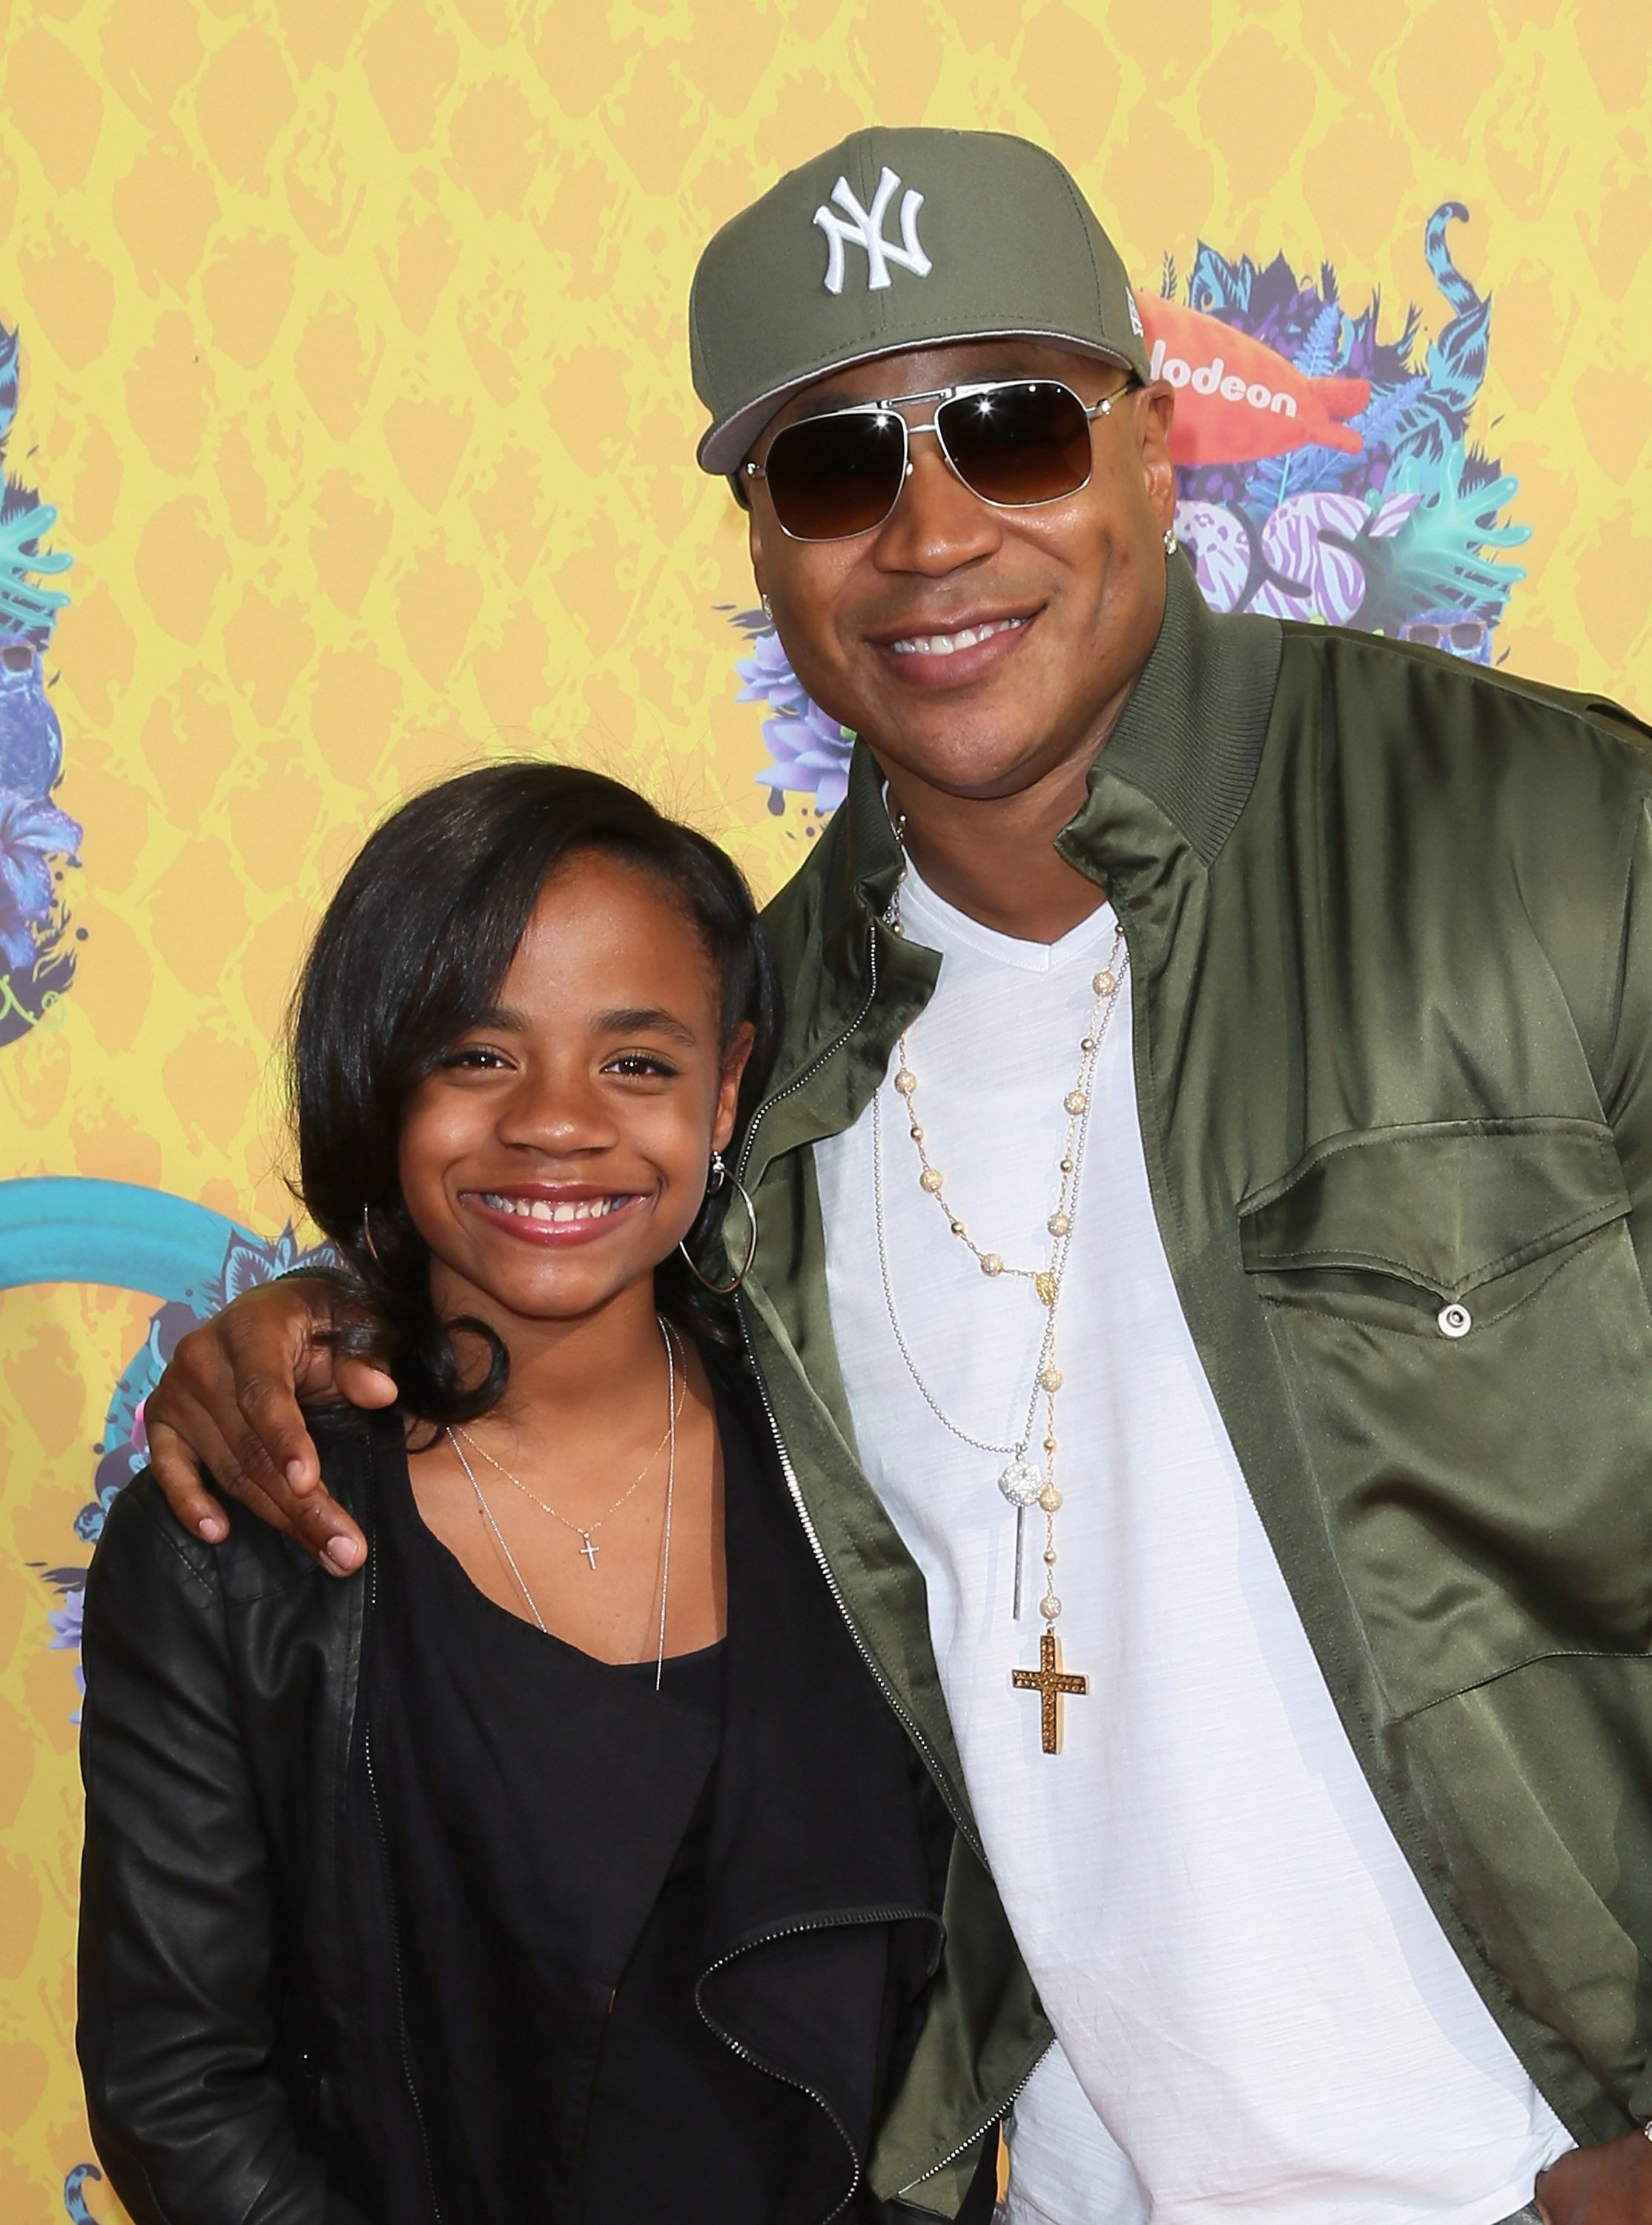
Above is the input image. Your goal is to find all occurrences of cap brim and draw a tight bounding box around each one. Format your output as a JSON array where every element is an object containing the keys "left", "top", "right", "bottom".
[{"left": 697, "top": 330, "right": 1139, "bottom": 475}]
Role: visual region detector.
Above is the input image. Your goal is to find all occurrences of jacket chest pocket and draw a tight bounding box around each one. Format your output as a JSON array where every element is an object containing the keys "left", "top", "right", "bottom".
[
  {"left": 1238, "top": 1115, "right": 1652, "bottom": 1708},
  {"left": 1238, "top": 1115, "right": 1631, "bottom": 1337}
]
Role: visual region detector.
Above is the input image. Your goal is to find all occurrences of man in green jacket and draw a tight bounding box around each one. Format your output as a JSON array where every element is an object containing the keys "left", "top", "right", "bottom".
[{"left": 143, "top": 130, "right": 1652, "bottom": 2224}]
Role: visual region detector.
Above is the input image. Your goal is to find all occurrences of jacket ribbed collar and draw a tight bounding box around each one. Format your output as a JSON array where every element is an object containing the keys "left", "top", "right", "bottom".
[{"left": 744, "top": 560, "right": 1284, "bottom": 1186}]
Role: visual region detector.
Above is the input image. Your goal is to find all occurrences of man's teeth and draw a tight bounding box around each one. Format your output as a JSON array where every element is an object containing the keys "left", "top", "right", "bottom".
[
  {"left": 481, "top": 1193, "right": 625, "bottom": 1223},
  {"left": 889, "top": 616, "right": 1028, "bottom": 657}
]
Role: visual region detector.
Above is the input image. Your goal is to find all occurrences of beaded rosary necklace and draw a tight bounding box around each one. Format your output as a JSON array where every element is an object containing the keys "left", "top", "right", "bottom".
[{"left": 872, "top": 850, "right": 1128, "bottom": 1750}]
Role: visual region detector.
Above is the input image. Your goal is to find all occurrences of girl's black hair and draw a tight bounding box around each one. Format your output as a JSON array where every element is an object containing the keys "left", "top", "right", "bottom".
[{"left": 288, "top": 762, "right": 779, "bottom": 1427}]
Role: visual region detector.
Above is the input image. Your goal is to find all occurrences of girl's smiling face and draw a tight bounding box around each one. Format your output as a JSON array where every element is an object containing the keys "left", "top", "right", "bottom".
[{"left": 397, "top": 851, "right": 751, "bottom": 1336}]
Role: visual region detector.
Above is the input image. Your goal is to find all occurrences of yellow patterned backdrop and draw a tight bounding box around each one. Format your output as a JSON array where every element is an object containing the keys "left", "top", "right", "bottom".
[{"left": 1, "top": 0, "right": 1649, "bottom": 2212}]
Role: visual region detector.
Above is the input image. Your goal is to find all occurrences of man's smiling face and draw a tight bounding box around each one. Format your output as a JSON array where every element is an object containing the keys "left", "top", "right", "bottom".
[{"left": 745, "top": 337, "right": 1177, "bottom": 811}]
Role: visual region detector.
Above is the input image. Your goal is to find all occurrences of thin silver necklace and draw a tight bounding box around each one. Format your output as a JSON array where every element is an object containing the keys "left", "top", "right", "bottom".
[
  {"left": 447, "top": 1318, "right": 681, "bottom": 1690},
  {"left": 453, "top": 1317, "right": 682, "bottom": 1572}
]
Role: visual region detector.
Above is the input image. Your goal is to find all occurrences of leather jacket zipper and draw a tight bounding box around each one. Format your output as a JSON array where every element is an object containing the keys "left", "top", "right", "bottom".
[
  {"left": 696, "top": 1906, "right": 928, "bottom": 2225},
  {"left": 739, "top": 1342, "right": 1047, "bottom": 2185},
  {"left": 363, "top": 1512, "right": 445, "bottom": 2225}
]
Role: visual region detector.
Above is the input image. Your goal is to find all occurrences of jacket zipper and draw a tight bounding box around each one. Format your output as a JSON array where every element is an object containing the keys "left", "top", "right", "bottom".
[
  {"left": 895, "top": 2046, "right": 1048, "bottom": 2205},
  {"left": 736, "top": 1313, "right": 987, "bottom": 1871},
  {"left": 363, "top": 1731, "right": 444, "bottom": 2225},
  {"left": 737, "top": 924, "right": 883, "bottom": 1187},
  {"left": 736, "top": 909, "right": 1040, "bottom": 2178},
  {"left": 363, "top": 1512, "right": 445, "bottom": 2225},
  {"left": 736, "top": 923, "right": 987, "bottom": 1865},
  {"left": 733, "top": 1349, "right": 1044, "bottom": 2192},
  {"left": 696, "top": 1906, "right": 928, "bottom": 2225}
]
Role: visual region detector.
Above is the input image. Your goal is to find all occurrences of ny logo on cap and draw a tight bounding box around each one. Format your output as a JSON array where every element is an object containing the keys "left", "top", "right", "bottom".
[{"left": 813, "top": 167, "right": 933, "bottom": 295}]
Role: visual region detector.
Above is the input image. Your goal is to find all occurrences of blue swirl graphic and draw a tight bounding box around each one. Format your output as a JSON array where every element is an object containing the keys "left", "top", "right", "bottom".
[{"left": 0, "top": 1176, "right": 251, "bottom": 1299}]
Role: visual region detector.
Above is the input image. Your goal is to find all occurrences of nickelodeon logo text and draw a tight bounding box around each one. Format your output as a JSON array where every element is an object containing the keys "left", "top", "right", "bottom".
[
  {"left": 1150, "top": 337, "right": 1296, "bottom": 416},
  {"left": 1139, "top": 300, "right": 1370, "bottom": 466}
]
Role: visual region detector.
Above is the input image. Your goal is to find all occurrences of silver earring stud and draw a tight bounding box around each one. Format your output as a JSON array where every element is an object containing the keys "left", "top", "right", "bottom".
[
  {"left": 760, "top": 594, "right": 773, "bottom": 622},
  {"left": 1163, "top": 527, "right": 1178, "bottom": 554}
]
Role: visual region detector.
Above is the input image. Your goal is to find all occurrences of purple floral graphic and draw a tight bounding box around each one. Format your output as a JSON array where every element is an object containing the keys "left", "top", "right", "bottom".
[
  {"left": 46, "top": 1583, "right": 85, "bottom": 1723},
  {"left": 0, "top": 788, "right": 81, "bottom": 969},
  {"left": 0, "top": 321, "right": 76, "bottom": 1046},
  {"left": 730, "top": 604, "right": 856, "bottom": 815}
]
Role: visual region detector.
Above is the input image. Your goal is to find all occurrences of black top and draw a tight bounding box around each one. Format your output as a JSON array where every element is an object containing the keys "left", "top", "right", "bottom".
[
  {"left": 360, "top": 1390, "right": 810, "bottom": 2221},
  {"left": 346, "top": 1358, "right": 951, "bottom": 2225}
]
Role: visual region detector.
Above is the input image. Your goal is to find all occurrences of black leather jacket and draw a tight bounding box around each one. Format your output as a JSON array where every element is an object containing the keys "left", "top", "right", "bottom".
[
  {"left": 78, "top": 1407, "right": 374, "bottom": 2223},
  {"left": 77, "top": 1392, "right": 994, "bottom": 2225}
]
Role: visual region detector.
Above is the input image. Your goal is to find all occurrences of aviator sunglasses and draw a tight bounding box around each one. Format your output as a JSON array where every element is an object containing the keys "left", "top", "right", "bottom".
[{"left": 743, "top": 373, "right": 1139, "bottom": 542}]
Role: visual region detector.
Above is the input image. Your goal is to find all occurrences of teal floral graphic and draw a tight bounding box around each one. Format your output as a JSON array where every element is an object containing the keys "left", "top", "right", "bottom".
[
  {"left": 1166, "top": 202, "right": 1529, "bottom": 655},
  {"left": 0, "top": 1180, "right": 334, "bottom": 1721}
]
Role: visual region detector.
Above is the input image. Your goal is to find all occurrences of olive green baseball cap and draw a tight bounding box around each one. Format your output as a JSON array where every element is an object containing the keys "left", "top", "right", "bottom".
[{"left": 690, "top": 125, "right": 1150, "bottom": 474}]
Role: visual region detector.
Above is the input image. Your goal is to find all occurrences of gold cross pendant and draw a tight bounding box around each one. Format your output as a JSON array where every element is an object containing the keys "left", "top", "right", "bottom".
[{"left": 1013, "top": 1629, "right": 1088, "bottom": 1754}]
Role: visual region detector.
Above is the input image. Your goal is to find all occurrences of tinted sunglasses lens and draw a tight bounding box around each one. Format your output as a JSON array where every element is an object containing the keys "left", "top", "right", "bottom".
[
  {"left": 939, "top": 381, "right": 1095, "bottom": 506},
  {"left": 764, "top": 409, "right": 906, "bottom": 538}
]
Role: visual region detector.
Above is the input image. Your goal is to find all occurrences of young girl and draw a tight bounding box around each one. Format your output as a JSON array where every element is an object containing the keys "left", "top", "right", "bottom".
[{"left": 76, "top": 765, "right": 951, "bottom": 2225}]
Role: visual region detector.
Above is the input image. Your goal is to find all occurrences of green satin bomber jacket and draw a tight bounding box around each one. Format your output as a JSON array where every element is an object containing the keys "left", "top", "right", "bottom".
[{"left": 727, "top": 558, "right": 1652, "bottom": 2215}]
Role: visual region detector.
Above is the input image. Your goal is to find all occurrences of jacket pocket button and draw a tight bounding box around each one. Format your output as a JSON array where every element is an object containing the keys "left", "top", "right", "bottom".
[{"left": 1437, "top": 1302, "right": 1473, "bottom": 1339}]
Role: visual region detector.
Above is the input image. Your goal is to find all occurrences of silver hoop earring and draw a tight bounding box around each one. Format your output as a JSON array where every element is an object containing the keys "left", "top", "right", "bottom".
[
  {"left": 678, "top": 1150, "right": 759, "bottom": 1295},
  {"left": 360, "top": 1203, "right": 379, "bottom": 1262},
  {"left": 1163, "top": 526, "right": 1178, "bottom": 554},
  {"left": 760, "top": 594, "right": 773, "bottom": 622}
]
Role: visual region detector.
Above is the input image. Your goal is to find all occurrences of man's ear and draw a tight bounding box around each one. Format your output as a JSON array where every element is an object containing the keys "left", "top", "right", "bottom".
[{"left": 1136, "top": 383, "right": 1177, "bottom": 534}]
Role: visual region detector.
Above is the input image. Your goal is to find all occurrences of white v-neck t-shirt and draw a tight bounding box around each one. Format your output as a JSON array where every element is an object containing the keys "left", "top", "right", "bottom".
[{"left": 811, "top": 863, "right": 1569, "bottom": 2225}]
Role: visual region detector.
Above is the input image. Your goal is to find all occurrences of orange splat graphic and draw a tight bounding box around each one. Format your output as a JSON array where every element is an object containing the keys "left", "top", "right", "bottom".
[{"left": 1140, "top": 297, "right": 1371, "bottom": 467}]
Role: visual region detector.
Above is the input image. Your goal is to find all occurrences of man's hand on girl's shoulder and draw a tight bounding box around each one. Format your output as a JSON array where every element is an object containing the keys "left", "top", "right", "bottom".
[
  {"left": 1537, "top": 2131, "right": 1652, "bottom": 2224},
  {"left": 144, "top": 1275, "right": 397, "bottom": 1575}
]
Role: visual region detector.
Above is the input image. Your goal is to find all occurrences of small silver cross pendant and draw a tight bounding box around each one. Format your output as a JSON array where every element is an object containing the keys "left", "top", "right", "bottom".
[{"left": 578, "top": 1532, "right": 599, "bottom": 1569}]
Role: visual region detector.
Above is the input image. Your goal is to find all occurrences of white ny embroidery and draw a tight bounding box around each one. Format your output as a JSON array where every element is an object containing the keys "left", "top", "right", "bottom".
[{"left": 813, "top": 168, "right": 933, "bottom": 295}]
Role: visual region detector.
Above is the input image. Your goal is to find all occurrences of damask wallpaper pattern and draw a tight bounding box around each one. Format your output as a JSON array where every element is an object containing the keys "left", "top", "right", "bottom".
[{"left": 1, "top": 1, "right": 1648, "bottom": 2211}]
